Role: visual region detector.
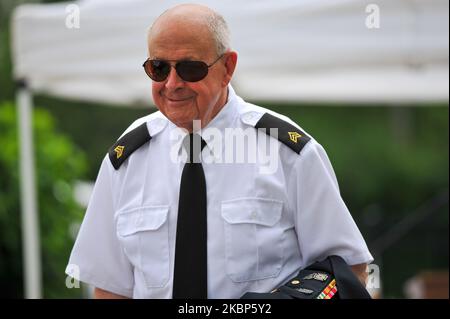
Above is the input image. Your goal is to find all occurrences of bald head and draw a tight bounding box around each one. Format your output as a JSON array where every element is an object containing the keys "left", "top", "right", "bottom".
[{"left": 148, "top": 4, "right": 231, "bottom": 56}]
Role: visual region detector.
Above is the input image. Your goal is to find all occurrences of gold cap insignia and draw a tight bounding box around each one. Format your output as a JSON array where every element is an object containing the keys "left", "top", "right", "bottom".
[
  {"left": 114, "top": 145, "right": 125, "bottom": 159},
  {"left": 288, "top": 131, "right": 302, "bottom": 143}
]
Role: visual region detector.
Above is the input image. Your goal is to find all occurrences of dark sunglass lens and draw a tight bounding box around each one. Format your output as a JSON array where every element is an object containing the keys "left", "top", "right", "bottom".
[
  {"left": 146, "top": 60, "right": 170, "bottom": 82},
  {"left": 176, "top": 61, "right": 208, "bottom": 82}
]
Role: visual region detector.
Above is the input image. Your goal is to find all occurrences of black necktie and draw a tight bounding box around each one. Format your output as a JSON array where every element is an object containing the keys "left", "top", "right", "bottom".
[{"left": 173, "top": 134, "right": 208, "bottom": 299}]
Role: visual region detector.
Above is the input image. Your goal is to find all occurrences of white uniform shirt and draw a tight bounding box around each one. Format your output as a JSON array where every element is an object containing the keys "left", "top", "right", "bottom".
[{"left": 66, "top": 85, "right": 373, "bottom": 299}]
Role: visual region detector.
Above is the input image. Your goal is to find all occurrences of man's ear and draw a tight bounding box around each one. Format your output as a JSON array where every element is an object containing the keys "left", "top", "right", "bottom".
[{"left": 222, "top": 51, "right": 238, "bottom": 87}]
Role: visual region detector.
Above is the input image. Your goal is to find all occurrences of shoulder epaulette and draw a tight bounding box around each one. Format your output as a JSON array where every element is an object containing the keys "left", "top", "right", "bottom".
[
  {"left": 254, "top": 113, "right": 311, "bottom": 154},
  {"left": 108, "top": 122, "right": 151, "bottom": 170}
]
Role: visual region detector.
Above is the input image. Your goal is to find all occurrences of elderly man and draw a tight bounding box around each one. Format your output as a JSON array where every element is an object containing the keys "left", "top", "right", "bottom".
[{"left": 66, "top": 4, "right": 373, "bottom": 299}]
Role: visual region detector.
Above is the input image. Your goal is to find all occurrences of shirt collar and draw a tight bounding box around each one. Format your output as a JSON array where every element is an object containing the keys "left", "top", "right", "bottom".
[{"left": 171, "top": 84, "right": 239, "bottom": 161}]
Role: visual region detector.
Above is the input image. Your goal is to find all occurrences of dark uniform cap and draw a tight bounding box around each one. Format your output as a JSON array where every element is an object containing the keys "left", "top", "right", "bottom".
[{"left": 241, "top": 256, "right": 371, "bottom": 299}]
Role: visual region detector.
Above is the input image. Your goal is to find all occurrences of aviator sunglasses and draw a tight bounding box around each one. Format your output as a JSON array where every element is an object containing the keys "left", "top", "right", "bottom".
[{"left": 142, "top": 54, "right": 225, "bottom": 82}]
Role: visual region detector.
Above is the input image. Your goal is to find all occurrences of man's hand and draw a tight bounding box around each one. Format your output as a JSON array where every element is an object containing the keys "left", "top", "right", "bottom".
[
  {"left": 351, "top": 263, "right": 368, "bottom": 287},
  {"left": 94, "top": 287, "right": 129, "bottom": 299}
]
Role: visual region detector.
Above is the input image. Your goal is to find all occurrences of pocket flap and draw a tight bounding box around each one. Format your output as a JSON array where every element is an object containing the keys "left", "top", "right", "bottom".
[
  {"left": 221, "top": 198, "right": 283, "bottom": 226},
  {"left": 116, "top": 206, "right": 169, "bottom": 237}
]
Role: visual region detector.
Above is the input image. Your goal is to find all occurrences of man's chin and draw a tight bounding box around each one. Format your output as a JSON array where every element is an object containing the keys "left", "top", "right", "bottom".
[{"left": 164, "top": 111, "right": 196, "bottom": 128}]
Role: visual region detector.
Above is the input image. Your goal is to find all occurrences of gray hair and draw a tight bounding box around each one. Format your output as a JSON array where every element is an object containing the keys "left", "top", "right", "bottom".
[{"left": 205, "top": 12, "right": 231, "bottom": 55}]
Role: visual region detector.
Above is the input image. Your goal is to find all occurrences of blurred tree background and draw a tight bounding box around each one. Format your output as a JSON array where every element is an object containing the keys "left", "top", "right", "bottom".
[
  {"left": 0, "top": 102, "right": 88, "bottom": 298},
  {"left": 0, "top": 0, "right": 448, "bottom": 298}
]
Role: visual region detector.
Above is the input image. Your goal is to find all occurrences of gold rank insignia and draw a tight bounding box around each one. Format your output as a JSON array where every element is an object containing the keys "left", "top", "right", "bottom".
[
  {"left": 108, "top": 123, "right": 151, "bottom": 170},
  {"left": 288, "top": 131, "right": 302, "bottom": 143},
  {"left": 254, "top": 113, "right": 310, "bottom": 154},
  {"left": 114, "top": 145, "right": 125, "bottom": 159}
]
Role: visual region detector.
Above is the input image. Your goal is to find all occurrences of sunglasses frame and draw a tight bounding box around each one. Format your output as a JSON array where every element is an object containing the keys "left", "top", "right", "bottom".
[{"left": 142, "top": 54, "right": 225, "bottom": 82}]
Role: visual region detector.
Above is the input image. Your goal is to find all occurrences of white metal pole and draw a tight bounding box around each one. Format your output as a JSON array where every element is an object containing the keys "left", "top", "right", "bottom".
[{"left": 16, "top": 83, "right": 42, "bottom": 299}]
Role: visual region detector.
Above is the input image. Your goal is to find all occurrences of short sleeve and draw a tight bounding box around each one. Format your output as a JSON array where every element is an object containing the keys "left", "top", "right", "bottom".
[
  {"left": 65, "top": 155, "right": 134, "bottom": 298},
  {"left": 292, "top": 141, "right": 374, "bottom": 267}
]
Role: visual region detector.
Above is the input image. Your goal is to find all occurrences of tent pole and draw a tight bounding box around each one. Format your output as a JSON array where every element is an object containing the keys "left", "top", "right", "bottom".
[{"left": 16, "top": 82, "right": 42, "bottom": 299}]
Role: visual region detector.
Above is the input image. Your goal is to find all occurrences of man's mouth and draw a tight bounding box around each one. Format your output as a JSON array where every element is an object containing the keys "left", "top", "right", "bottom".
[{"left": 166, "top": 96, "right": 193, "bottom": 102}]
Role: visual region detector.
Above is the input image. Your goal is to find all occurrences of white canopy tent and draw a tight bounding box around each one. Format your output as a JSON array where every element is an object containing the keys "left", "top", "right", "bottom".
[
  {"left": 12, "top": 0, "right": 449, "bottom": 105},
  {"left": 10, "top": 0, "right": 449, "bottom": 298}
]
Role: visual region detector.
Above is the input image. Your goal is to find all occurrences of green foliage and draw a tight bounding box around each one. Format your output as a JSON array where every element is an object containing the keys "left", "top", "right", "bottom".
[{"left": 0, "top": 101, "right": 87, "bottom": 298}]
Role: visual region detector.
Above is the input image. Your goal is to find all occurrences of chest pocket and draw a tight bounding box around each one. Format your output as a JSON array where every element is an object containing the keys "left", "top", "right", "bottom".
[
  {"left": 116, "top": 205, "right": 169, "bottom": 288},
  {"left": 221, "top": 198, "right": 284, "bottom": 282}
]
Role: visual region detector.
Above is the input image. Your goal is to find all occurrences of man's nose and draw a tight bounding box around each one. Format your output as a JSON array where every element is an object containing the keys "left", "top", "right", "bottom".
[{"left": 165, "top": 66, "right": 184, "bottom": 89}]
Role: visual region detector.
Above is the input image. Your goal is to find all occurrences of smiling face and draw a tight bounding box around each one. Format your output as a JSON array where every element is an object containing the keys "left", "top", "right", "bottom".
[{"left": 147, "top": 6, "right": 237, "bottom": 132}]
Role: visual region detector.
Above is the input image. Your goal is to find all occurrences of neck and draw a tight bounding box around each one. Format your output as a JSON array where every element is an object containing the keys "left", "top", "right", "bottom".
[
  {"left": 206, "top": 86, "right": 229, "bottom": 126},
  {"left": 184, "top": 86, "right": 229, "bottom": 133}
]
